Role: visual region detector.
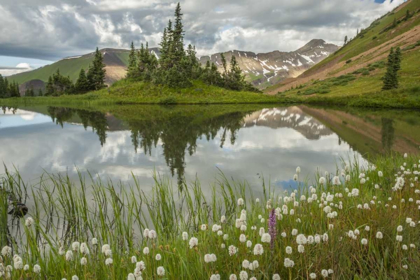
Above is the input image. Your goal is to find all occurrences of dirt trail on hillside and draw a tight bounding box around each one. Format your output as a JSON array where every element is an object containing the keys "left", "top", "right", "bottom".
[{"left": 266, "top": 24, "right": 420, "bottom": 95}]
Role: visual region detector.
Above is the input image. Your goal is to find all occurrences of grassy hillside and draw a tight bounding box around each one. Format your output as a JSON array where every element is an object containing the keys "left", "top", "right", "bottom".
[
  {"left": 0, "top": 80, "right": 279, "bottom": 107},
  {"left": 265, "top": 0, "right": 420, "bottom": 108},
  {"left": 8, "top": 49, "right": 131, "bottom": 85}
]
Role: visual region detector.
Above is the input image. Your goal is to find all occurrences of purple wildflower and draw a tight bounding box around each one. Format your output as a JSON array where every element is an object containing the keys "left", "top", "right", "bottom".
[{"left": 268, "top": 208, "right": 277, "bottom": 250}]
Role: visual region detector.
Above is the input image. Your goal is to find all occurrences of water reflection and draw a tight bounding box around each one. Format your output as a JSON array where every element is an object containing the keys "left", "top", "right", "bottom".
[{"left": 0, "top": 105, "right": 419, "bottom": 189}]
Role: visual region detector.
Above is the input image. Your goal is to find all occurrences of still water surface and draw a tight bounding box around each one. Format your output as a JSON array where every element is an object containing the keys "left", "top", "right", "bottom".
[{"left": 0, "top": 105, "right": 419, "bottom": 191}]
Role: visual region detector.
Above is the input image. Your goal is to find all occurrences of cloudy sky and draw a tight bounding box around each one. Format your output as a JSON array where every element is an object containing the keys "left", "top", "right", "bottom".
[{"left": 0, "top": 0, "right": 404, "bottom": 74}]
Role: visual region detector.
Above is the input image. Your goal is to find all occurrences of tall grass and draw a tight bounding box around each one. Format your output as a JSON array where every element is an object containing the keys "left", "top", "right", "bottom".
[{"left": 0, "top": 154, "right": 419, "bottom": 279}]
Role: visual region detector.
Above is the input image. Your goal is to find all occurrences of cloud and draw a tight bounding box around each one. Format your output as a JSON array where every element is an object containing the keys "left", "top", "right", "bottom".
[
  {"left": 0, "top": 0, "right": 404, "bottom": 61},
  {"left": 0, "top": 63, "right": 32, "bottom": 76}
]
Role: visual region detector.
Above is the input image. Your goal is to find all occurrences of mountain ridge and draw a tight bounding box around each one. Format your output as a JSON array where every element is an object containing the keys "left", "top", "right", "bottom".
[{"left": 9, "top": 39, "right": 337, "bottom": 94}]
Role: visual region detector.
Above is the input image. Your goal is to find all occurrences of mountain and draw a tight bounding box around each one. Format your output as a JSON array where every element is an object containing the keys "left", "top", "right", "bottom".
[
  {"left": 9, "top": 40, "right": 336, "bottom": 94},
  {"left": 199, "top": 39, "right": 339, "bottom": 89},
  {"left": 242, "top": 106, "right": 332, "bottom": 140},
  {"left": 265, "top": 0, "right": 420, "bottom": 104}
]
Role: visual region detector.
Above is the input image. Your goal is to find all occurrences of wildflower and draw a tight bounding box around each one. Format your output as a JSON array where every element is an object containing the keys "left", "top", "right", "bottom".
[
  {"left": 105, "top": 249, "right": 112, "bottom": 257},
  {"left": 261, "top": 233, "right": 271, "bottom": 243},
  {"left": 72, "top": 276, "right": 79, "bottom": 280},
  {"left": 293, "top": 174, "right": 298, "bottom": 181},
  {"left": 237, "top": 198, "right": 244, "bottom": 206},
  {"left": 228, "top": 245, "right": 238, "bottom": 256},
  {"left": 365, "top": 226, "right": 370, "bottom": 232},
  {"left": 307, "top": 235, "right": 314, "bottom": 244},
  {"left": 80, "top": 243, "right": 90, "bottom": 255},
  {"left": 33, "top": 264, "right": 41, "bottom": 274},
  {"left": 246, "top": 240, "right": 252, "bottom": 248},
  {"left": 402, "top": 245, "right": 408, "bottom": 250},
  {"left": 210, "top": 274, "right": 221, "bottom": 280},
  {"left": 268, "top": 209, "right": 277, "bottom": 249},
  {"left": 396, "top": 235, "right": 403, "bottom": 242},
  {"left": 127, "top": 274, "right": 135, "bottom": 280},
  {"left": 65, "top": 251, "right": 74, "bottom": 261},
  {"left": 332, "top": 176, "right": 341, "bottom": 185},
  {"left": 253, "top": 244, "right": 264, "bottom": 255},
  {"left": 291, "top": 229, "right": 298, "bottom": 236},
  {"left": 319, "top": 177, "right": 326, "bottom": 185},
  {"left": 259, "top": 227, "right": 265, "bottom": 236},
  {"left": 1, "top": 246, "right": 12, "bottom": 257},
  {"left": 314, "top": 235, "right": 321, "bottom": 243},
  {"left": 72, "top": 242, "right": 80, "bottom": 252},
  {"left": 410, "top": 244, "right": 416, "bottom": 248},
  {"left": 284, "top": 258, "right": 295, "bottom": 268},
  {"left": 189, "top": 237, "right": 198, "bottom": 248},
  {"left": 361, "top": 238, "right": 368, "bottom": 245},
  {"left": 397, "top": 225, "right": 403, "bottom": 232},
  {"left": 255, "top": 198, "right": 260, "bottom": 203},
  {"left": 402, "top": 265, "right": 408, "bottom": 269},
  {"left": 155, "top": 254, "right": 162, "bottom": 261},
  {"left": 296, "top": 234, "right": 307, "bottom": 245},
  {"left": 59, "top": 246, "right": 65, "bottom": 255},
  {"left": 378, "top": 171, "right": 383, "bottom": 177},
  {"left": 285, "top": 246, "right": 292, "bottom": 254},
  {"left": 281, "top": 232, "right": 287, "bottom": 238},
  {"left": 91, "top": 238, "right": 98, "bottom": 245},
  {"left": 321, "top": 269, "right": 328, "bottom": 277},
  {"left": 230, "top": 274, "right": 238, "bottom": 280},
  {"left": 239, "top": 271, "right": 248, "bottom": 280},
  {"left": 273, "top": 274, "right": 281, "bottom": 280},
  {"left": 224, "top": 234, "right": 229, "bottom": 240},
  {"left": 240, "top": 225, "right": 247, "bottom": 231},
  {"left": 242, "top": 259, "right": 250, "bottom": 269},
  {"left": 23, "top": 264, "right": 29, "bottom": 271},
  {"left": 204, "top": 254, "right": 212, "bottom": 263},
  {"left": 13, "top": 259, "right": 23, "bottom": 270},
  {"left": 101, "top": 244, "right": 110, "bottom": 254},
  {"left": 298, "top": 245, "right": 305, "bottom": 253},
  {"left": 80, "top": 257, "right": 87, "bottom": 266},
  {"left": 143, "top": 228, "right": 150, "bottom": 237},
  {"left": 105, "top": 258, "right": 113, "bottom": 266},
  {"left": 296, "top": 166, "right": 301, "bottom": 174},
  {"left": 376, "top": 232, "right": 383, "bottom": 239},
  {"left": 25, "top": 217, "right": 34, "bottom": 227},
  {"left": 310, "top": 273, "right": 317, "bottom": 279},
  {"left": 157, "top": 266, "right": 165, "bottom": 276},
  {"left": 136, "top": 261, "right": 146, "bottom": 271},
  {"left": 328, "top": 269, "right": 334, "bottom": 274},
  {"left": 201, "top": 224, "right": 207, "bottom": 231},
  {"left": 346, "top": 175, "right": 351, "bottom": 182},
  {"left": 143, "top": 247, "right": 149, "bottom": 255},
  {"left": 131, "top": 256, "right": 137, "bottom": 263},
  {"left": 221, "top": 244, "right": 226, "bottom": 249},
  {"left": 322, "top": 233, "right": 329, "bottom": 242},
  {"left": 148, "top": 230, "right": 157, "bottom": 239},
  {"left": 239, "top": 234, "right": 246, "bottom": 243}
]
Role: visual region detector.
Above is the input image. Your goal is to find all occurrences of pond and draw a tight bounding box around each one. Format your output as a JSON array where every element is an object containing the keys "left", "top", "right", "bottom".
[{"left": 0, "top": 104, "right": 419, "bottom": 191}]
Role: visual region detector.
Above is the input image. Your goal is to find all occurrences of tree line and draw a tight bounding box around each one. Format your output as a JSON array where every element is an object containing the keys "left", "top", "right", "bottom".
[
  {"left": 0, "top": 75, "right": 20, "bottom": 98},
  {"left": 125, "top": 3, "right": 258, "bottom": 92},
  {"left": 45, "top": 48, "right": 106, "bottom": 96}
]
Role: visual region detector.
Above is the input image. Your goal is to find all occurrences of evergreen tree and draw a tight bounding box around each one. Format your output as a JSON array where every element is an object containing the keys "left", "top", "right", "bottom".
[
  {"left": 405, "top": 10, "right": 411, "bottom": 20},
  {"left": 88, "top": 48, "right": 106, "bottom": 90},
  {"left": 75, "top": 68, "right": 89, "bottom": 93},
  {"left": 0, "top": 74, "right": 5, "bottom": 98},
  {"left": 382, "top": 48, "right": 398, "bottom": 90},
  {"left": 344, "top": 36, "right": 348, "bottom": 45},
  {"left": 38, "top": 89, "right": 43, "bottom": 97},
  {"left": 46, "top": 76, "right": 55, "bottom": 96},
  {"left": 126, "top": 42, "right": 138, "bottom": 78},
  {"left": 226, "top": 55, "right": 245, "bottom": 90}
]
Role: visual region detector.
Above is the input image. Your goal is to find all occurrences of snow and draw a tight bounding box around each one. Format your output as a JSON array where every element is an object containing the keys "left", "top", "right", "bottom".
[
  {"left": 297, "top": 59, "right": 303, "bottom": 67},
  {"left": 299, "top": 54, "right": 314, "bottom": 64},
  {"left": 63, "top": 55, "right": 82, "bottom": 60}
]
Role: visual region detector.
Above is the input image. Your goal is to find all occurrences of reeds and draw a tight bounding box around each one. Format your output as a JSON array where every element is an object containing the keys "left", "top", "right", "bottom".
[{"left": 0, "top": 154, "right": 419, "bottom": 279}]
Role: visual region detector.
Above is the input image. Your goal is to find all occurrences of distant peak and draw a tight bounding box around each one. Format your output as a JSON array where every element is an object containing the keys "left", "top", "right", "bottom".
[{"left": 305, "top": 39, "right": 326, "bottom": 46}]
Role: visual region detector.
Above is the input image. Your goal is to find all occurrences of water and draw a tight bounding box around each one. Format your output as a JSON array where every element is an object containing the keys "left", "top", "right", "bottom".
[{"left": 1, "top": 105, "right": 419, "bottom": 191}]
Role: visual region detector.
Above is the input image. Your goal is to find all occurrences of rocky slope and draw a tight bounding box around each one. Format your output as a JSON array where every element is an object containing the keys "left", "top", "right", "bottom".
[{"left": 200, "top": 39, "right": 339, "bottom": 89}]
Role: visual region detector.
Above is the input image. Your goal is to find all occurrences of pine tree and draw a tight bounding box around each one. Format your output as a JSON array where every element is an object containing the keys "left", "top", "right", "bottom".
[
  {"left": 88, "top": 48, "right": 106, "bottom": 90},
  {"left": 38, "top": 89, "right": 43, "bottom": 96},
  {"left": 226, "top": 55, "right": 245, "bottom": 90},
  {"left": 75, "top": 68, "right": 89, "bottom": 93},
  {"left": 382, "top": 48, "right": 397, "bottom": 90},
  {"left": 46, "top": 76, "right": 55, "bottom": 96},
  {"left": 344, "top": 36, "right": 348, "bottom": 45},
  {"left": 0, "top": 74, "right": 5, "bottom": 98},
  {"left": 172, "top": 3, "right": 185, "bottom": 64},
  {"left": 126, "top": 42, "right": 138, "bottom": 78}
]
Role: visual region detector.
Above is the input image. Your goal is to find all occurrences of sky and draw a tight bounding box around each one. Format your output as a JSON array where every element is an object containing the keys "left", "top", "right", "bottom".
[{"left": 0, "top": 0, "right": 404, "bottom": 75}]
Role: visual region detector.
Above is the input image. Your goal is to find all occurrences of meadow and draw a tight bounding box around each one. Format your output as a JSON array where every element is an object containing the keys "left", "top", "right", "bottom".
[{"left": 1, "top": 153, "right": 419, "bottom": 279}]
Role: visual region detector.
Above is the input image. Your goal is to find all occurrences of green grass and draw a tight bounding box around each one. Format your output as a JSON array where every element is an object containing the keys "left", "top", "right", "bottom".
[
  {"left": 1, "top": 154, "right": 420, "bottom": 279},
  {"left": 0, "top": 80, "right": 279, "bottom": 106}
]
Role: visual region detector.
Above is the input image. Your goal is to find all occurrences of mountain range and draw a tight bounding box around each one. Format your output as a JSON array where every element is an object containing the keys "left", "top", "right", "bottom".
[{"left": 9, "top": 40, "right": 338, "bottom": 94}]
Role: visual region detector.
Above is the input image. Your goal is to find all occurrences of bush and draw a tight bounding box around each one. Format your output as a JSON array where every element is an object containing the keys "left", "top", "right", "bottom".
[{"left": 346, "top": 59, "right": 352, "bottom": 64}]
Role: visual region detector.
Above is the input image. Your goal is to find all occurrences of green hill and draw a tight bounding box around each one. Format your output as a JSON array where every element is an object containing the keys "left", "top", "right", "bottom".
[
  {"left": 265, "top": 0, "right": 420, "bottom": 108},
  {"left": 9, "top": 49, "right": 131, "bottom": 86}
]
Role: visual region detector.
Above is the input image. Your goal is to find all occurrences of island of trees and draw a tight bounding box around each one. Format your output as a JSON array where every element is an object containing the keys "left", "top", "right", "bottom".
[{"left": 0, "top": 3, "right": 257, "bottom": 98}]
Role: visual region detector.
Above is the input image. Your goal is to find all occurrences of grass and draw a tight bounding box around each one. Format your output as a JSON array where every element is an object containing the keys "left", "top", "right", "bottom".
[
  {"left": 1, "top": 153, "right": 419, "bottom": 279},
  {"left": 0, "top": 80, "right": 279, "bottom": 107}
]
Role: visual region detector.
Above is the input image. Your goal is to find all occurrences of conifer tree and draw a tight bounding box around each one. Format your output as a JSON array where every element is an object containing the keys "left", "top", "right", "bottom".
[
  {"left": 38, "top": 89, "right": 43, "bottom": 96},
  {"left": 88, "top": 48, "right": 106, "bottom": 90},
  {"left": 0, "top": 74, "right": 5, "bottom": 98},
  {"left": 75, "top": 69, "right": 89, "bottom": 93},
  {"left": 382, "top": 48, "right": 399, "bottom": 90},
  {"left": 46, "top": 76, "right": 55, "bottom": 96},
  {"left": 344, "top": 36, "right": 348, "bottom": 45},
  {"left": 126, "top": 42, "right": 138, "bottom": 78}
]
